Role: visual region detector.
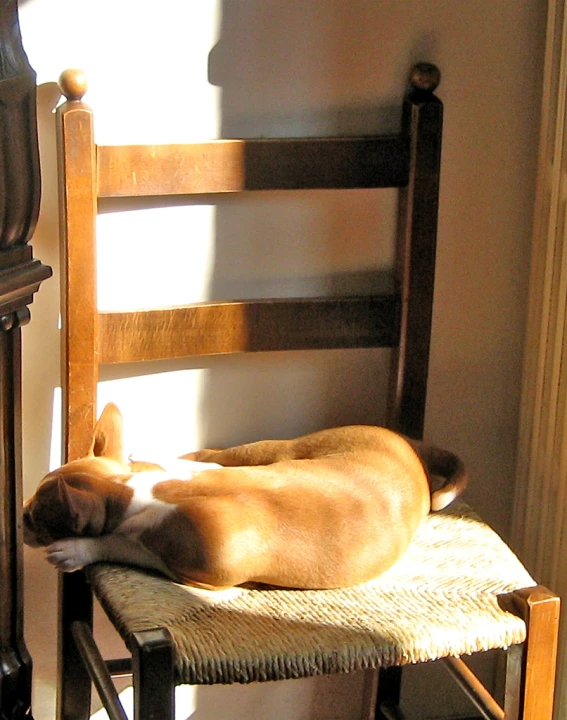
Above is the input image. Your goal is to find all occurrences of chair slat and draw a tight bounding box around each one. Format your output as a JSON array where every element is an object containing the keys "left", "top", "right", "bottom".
[
  {"left": 97, "top": 137, "right": 408, "bottom": 197},
  {"left": 98, "top": 295, "right": 400, "bottom": 363}
]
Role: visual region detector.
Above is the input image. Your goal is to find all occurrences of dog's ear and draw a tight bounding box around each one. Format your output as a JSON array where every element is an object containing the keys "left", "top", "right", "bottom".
[
  {"left": 57, "top": 477, "right": 106, "bottom": 535},
  {"left": 31, "top": 476, "right": 106, "bottom": 540},
  {"left": 90, "top": 402, "right": 124, "bottom": 462}
]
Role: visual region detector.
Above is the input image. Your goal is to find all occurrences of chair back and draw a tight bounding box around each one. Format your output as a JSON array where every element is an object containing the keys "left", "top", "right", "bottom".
[{"left": 56, "top": 63, "right": 443, "bottom": 463}]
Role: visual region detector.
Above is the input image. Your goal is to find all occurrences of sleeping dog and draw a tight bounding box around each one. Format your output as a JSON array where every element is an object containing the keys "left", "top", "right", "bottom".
[{"left": 23, "top": 403, "right": 467, "bottom": 590}]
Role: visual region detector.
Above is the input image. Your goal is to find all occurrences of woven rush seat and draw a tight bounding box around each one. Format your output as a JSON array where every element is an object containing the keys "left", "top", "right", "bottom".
[{"left": 86, "top": 502, "right": 534, "bottom": 686}]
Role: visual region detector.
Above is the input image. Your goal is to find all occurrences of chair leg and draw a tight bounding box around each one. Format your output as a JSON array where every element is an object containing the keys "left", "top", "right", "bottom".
[
  {"left": 375, "top": 667, "right": 405, "bottom": 720},
  {"left": 129, "top": 628, "right": 175, "bottom": 720},
  {"left": 503, "top": 586, "right": 560, "bottom": 720},
  {"left": 71, "top": 621, "right": 129, "bottom": 720},
  {"left": 442, "top": 656, "right": 504, "bottom": 720},
  {"left": 57, "top": 571, "right": 93, "bottom": 720}
]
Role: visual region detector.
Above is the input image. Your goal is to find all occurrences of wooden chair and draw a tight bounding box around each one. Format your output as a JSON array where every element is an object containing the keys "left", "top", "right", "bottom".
[{"left": 55, "top": 64, "right": 559, "bottom": 720}]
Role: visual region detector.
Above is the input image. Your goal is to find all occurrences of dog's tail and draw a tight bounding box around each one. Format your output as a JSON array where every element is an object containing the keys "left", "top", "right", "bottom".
[{"left": 409, "top": 440, "right": 468, "bottom": 512}]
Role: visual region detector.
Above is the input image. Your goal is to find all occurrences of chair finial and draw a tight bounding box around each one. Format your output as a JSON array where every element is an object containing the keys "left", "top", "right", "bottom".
[
  {"left": 59, "top": 69, "right": 88, "bottom": 102},
  {"left": 409, "top": 63, "right": 441, "bottom": 93}
]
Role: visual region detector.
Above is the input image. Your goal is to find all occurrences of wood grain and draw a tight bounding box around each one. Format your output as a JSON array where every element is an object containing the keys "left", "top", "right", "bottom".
[
  {"left": 99, "top": 295, "right": 400, "bottom": 363},
  {"left": 97, "top": 137, "right": 408, "bottom": 197},
  {"left": 57, "top": 102, "right": 99, "bottom": 460}
]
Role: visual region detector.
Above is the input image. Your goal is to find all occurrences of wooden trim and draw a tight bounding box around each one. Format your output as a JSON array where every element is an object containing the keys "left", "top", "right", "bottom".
[
  {"left": 514, "top": 0, "right": 567, "bottom": 580},
  {"left": 0, "top": 325, "right": 31, "bottom": 713},
  {"left": 513, "top": 0, "right": 567, "bottom": 582},
  {"left": 97, "top": 137, "right": 409, "bottom": 197},
  {"left": 98, "top": 296, "right": 400, "bottom": 364},
  {"left": 0, "top": 257, "right": 51, "bottom": 317},
  {"left": 0, "top": 4, "right": 52, "bottom": 719},
  {"left": 513, "top": 1, "right": 566, "bottom": 716}
]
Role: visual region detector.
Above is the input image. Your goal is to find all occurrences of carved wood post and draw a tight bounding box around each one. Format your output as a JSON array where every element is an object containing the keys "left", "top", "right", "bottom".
[{"left": 0, "top": 3, "right": 52, "bottom": 718}]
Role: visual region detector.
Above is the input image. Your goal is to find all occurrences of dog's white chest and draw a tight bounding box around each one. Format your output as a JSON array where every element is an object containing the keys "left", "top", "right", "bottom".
[{"left": 119, "top": 472, "right": 176, "bottom": 534}]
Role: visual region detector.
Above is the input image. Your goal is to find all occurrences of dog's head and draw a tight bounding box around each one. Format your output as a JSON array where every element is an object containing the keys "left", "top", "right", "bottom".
[{"left": 23, "top": 403, "right": 133, "bottom": 547}]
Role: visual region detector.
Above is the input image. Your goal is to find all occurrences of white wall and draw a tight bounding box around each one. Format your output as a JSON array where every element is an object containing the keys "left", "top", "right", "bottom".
[{"left": 18, "top": 1, "right": 546, "bottom": 718}]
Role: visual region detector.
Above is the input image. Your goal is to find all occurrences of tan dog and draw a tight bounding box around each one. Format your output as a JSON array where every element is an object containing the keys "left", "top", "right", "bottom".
[{"left": 23, "top": 403, "right": 467, "bottom": 590}]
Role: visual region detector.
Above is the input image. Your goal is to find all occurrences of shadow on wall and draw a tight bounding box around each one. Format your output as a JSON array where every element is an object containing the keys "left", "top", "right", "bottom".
[{"left": 198, "top": 1, "right": 408, "bottom": 447}]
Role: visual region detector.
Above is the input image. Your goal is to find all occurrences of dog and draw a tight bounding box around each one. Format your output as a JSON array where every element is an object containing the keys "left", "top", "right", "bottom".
[{"left": 23, "top": 403, "right": 467, "bottom": 590}]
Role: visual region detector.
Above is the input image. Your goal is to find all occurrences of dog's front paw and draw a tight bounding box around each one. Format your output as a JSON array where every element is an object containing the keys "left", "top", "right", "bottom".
[{"left": 45, "top": 538, "right": 99, "bottom": 572}]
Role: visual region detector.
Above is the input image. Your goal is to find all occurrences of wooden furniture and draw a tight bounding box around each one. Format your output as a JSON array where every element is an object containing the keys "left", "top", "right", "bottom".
[
  {"left": 55, "top": 64, "right": 560, "bottom": 720},
  {"left": 0, "top": 2, "right": 52, "bottom": 718}
]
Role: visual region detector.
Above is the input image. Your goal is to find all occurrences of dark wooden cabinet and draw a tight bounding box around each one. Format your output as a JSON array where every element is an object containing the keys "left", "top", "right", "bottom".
[{"left": 0, "top": 3, "right": 52, "bottom": 718}]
